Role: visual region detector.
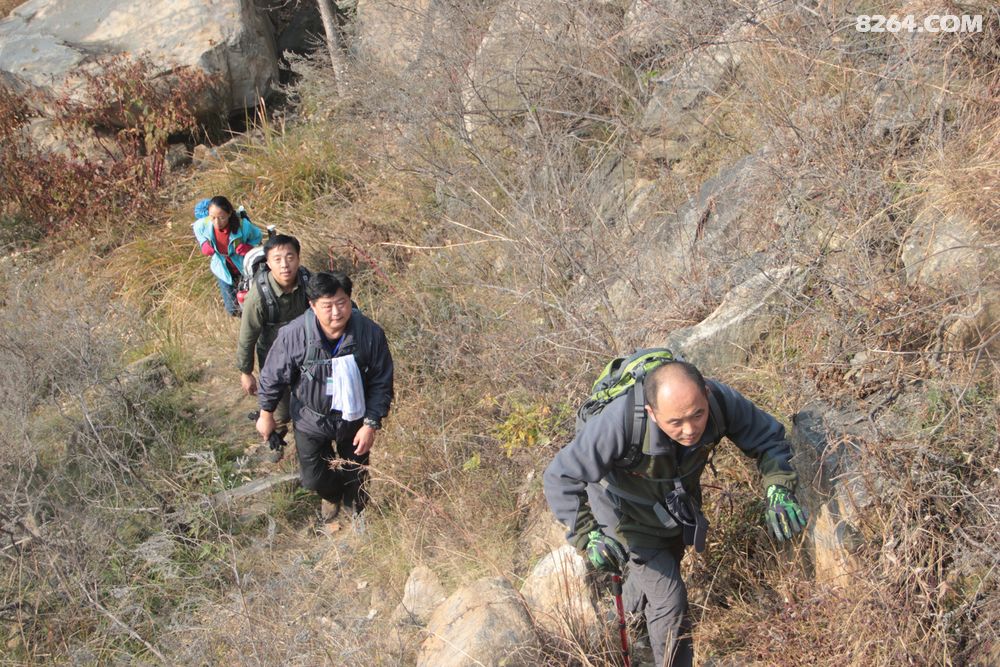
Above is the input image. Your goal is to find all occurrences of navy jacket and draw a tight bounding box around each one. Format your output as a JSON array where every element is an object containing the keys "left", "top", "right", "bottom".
[{"left": 258, "top": 308, "right": 394, "bottom": 438}]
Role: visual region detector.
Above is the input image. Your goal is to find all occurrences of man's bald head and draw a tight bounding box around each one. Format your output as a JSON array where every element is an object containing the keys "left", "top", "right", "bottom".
[
  {"left": 643, "top": 361, "right": 711, "bottom": 447},
  {"left": 643, "top": 361, "right": 707, "bottom": 410}
]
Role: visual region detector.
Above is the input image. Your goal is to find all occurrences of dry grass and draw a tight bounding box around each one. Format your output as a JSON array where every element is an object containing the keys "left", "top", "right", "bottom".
[
  {"left": 0, "top": 0, "right": 21, "bottom": 17},
  {"left": 3, "top": 1, "right": 999, "bottom": 664}
]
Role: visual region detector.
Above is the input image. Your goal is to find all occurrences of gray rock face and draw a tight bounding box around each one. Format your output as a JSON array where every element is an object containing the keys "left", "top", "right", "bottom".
[
  {"left": 638, "top": 40, "right": 743, "bottom": 164},
  {"left": 0, "top": 0, "right": 278, "bottom": 122},
  {"left": 462, "top": 0, "right": 623, "bottom": 133},
  {"left": 624, "top": 0, "right": 750, "bottom": 60},
  {"left": 864, "top": 25, "right": 967, "bottom": 140},
  {"left": 789, "top": 402, "right": 877, "bottom": 587},
  {"left": 520, "top": 545, "right": 597, "bottom": 638},
  {"left": 901, "top": 206, "right": 990, "bottom": 291},
  {"left": 607, "top": 151, "right": 790, "bottom": 332},
  {"left": 418, "top": 577, "right": 540, "bottom": 667},
  {"left": 660, "top": 266, "right": 805, "bottom": 373},
  {"left": 901, "top": 203, "right": 1000, "bottom": 353}
]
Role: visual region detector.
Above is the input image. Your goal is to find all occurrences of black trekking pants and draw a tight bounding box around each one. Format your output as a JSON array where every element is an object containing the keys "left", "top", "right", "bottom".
[{"left": 293, "top": 418, "right": 369, "bottom": 512}]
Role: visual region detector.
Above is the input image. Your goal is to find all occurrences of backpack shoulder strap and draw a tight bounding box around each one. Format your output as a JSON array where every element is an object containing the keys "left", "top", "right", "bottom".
[
  {"left": 256, "top": 269, "right": 279, "bottom": 325},
  {"left": 298, "top": 310, "right": 326, "bottom": 376},
  {"left": 616, "top": 384, "right": 648, "bottom": 470}
]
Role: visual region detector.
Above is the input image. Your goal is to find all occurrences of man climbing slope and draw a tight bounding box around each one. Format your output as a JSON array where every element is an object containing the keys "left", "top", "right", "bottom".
[
  {"left": 255, "top": 271, "right": 394, "bottom": 523},
  {"left": 544, "top": 360, "right": 807, "bottom": 666},
  {"left": 236, "top": 234, "right": 312, "bottom": 462}
]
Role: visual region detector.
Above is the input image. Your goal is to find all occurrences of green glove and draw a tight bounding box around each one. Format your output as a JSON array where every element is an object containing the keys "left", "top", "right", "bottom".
[
  {"left": 585, "top": 530, "right": 627, "bottom": 573},
  {"left": 765, "top": 484, "right": 808, "bottom": 541}
]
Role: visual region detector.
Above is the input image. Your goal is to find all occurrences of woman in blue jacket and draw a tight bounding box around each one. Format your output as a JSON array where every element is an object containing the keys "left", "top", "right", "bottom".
[{"left": 192, "top": 196, "right": 262, "bottom": 316}]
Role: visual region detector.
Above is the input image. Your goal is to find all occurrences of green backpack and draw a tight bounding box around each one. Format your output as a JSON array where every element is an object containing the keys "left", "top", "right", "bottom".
[{"left": 576, "top": 347, "right": 726, "bottom": 469}]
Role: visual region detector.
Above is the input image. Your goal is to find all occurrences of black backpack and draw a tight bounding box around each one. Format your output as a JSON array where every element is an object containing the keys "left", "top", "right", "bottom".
[{"left": 236, "top": 226, "right": 312, "bottom": 324}]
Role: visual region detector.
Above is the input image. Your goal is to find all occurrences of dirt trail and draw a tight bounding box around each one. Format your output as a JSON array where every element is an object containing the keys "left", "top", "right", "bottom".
[{"left": 162, "top": 307, "right": 398, "bottom": 664}]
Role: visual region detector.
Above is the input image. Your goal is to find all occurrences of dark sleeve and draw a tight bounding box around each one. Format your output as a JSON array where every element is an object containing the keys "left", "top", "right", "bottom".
[
  {"left": 258, "top": 326, "right": 301, "bottom": 412},
  {"left": 712, "top": 381, "right": 798, "bottom": 492},
  {"left": 363, "top": 323, "right": 394, "bottom": 421},
  {"left": 543, "top": 396, "right": 630, "bottom": 550}
]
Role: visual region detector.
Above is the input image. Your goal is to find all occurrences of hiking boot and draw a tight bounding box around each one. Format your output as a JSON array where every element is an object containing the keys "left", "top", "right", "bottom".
[{"left": 320, "top": 499, "right": 341, "bottom": 523}]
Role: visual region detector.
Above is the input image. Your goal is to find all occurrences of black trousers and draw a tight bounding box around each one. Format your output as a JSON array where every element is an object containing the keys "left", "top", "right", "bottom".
[{"left": 293, "top": 419, "right": 369, "bottom": 511}]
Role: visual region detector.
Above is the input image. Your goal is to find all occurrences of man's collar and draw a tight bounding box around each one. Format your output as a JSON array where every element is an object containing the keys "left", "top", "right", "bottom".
[
  {"left": 314, "top": 313, "right": 354, "bottom": 349},
  {"left": 267, "top": 270, "right": 298, "bottom": 295}
]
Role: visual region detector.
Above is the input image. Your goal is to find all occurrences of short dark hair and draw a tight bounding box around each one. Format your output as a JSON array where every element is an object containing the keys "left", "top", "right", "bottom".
[
  {"left": 307, "top": 271, "right": 353, "bottom": 302},
  {"left": 643, "top": 361, "right": 707, "bottom": 410},
  {"left": 263, "top": 234, "right": 300, "bottom": 259}
]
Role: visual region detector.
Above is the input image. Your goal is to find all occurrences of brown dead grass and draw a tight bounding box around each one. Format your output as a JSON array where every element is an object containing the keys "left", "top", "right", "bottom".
[
  {"left": 5, "top": 2, "right": 999, "bottom": 664},
  {"left": 0, "top": 0, "right": 22, "bottom": 18}
]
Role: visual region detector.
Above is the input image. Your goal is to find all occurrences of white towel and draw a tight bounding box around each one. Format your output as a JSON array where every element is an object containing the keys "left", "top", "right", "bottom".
[{"left": 325, "top": 354, "right": 366, "bottom": 421}]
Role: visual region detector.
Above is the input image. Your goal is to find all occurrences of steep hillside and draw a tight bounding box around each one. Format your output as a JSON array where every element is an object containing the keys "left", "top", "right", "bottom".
[{"left": 1, "top": 1, "right": 998, "bottom": 665}]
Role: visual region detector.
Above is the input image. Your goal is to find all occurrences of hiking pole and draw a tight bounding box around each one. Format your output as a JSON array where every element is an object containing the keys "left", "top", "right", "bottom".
[{"left": 611, "top": 573, "right": 631, "bottom": 667}]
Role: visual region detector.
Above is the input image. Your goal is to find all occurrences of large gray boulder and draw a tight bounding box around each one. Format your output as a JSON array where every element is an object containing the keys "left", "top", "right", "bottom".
[
  {"left": 418, "top": 576, "right": 540, "bottom": 667},
  {"left": 391, "top": 565, "right": 447, "bottom": 626},
  {"left": 0, "top": 0, "right": 278, "bottom": 123}
]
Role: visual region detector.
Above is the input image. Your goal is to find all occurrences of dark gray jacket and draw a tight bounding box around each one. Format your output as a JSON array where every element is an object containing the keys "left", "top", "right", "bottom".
[
  {"left": 258, "top": 308, "right": 394, "bottom": 438},
  {"left": 543, "top": 380, "right": 798, "bottom": 550}
]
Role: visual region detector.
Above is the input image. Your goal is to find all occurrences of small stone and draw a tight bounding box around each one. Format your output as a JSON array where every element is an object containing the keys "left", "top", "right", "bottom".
[{"left": 165, "top": 143, "right": 192, "bottom": 171}]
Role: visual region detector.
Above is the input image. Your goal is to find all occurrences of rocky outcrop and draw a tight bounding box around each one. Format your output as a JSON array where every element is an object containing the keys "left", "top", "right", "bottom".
[
  {"left": 462, "top": 0, "right": 623, "bottom": 133},
  {"left": 902, "top": 202, "right": 1000, "bottom": 353},
  {"left": 638, "top": 37, "right": 745, "bottom": 164},
  {"left": 902, "top": 206, "right": 988, "bottom": 291},
  {"left": 606, "top": 151, "right": 791, "bottom": 329},
  {"left": 659, "top": 265, "right": 805, "bottom": 373},
  {"left": 392, "top": 565, "right": 447, "bottom": 626},
  {"left": 520, "top": 545, "right": 598, "bottom": 638},
  {"left": 863, "top": 11, "right": 968, "bottom": 141},
  {"left": 0, "top": 0, "right": 278, "bottom": 122},
  {"left": 418, "top": 577, "right": 540, "bottom": 667},
  {"left": 789, "top": 402, "right": 879, "bottom": 587}
]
